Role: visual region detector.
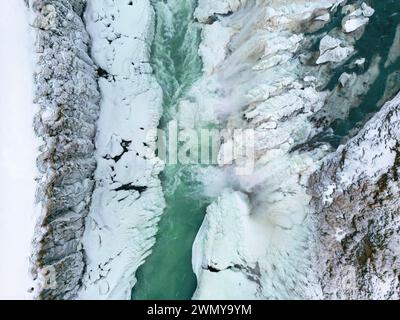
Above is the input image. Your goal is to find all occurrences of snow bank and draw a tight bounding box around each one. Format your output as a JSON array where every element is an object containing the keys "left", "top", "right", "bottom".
[
  {"left": 0, "top": 0, "right": 38, "bottom": 300},
  {"left": 78, "top": 0, "right": 165, "bottom": 299}
]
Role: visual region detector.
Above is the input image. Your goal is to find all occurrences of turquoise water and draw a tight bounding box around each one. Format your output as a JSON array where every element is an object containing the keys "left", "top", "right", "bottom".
[
  {"left": 131, "top": 0, "right": 208, "bottom": 300},
  {"left": 131, "top": 0, "right": 400, "bottom": 300},
  {"left": 311, "top": 0, "right": 400, "bottom": 148}
]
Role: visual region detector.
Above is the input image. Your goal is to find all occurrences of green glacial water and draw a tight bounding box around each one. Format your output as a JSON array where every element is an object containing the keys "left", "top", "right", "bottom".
[
  {"left": 131, "top": 0, "right": 400, "bottom": 300},
  {"left": 131, "top": 0, "right": 207, "bottom": 300},
  {"left": 314, "top": 0, "right": 400, "bottom": 147}
]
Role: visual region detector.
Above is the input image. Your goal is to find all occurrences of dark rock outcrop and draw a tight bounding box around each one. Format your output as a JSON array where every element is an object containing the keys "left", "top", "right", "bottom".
[{"left": 310, "top": 92, "right": 400, "bottom": 299}]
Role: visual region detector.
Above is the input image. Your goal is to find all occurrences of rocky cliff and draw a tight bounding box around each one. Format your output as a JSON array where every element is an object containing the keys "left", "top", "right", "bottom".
[
  {"left": 29, "top": 0, "right": 100, "bottom": 299},
  {"left": 29, "top": 0, "right": 165, "bottom": 300},
  {"left": 310, "top": 92, "right": 400, "bottom": 299}
]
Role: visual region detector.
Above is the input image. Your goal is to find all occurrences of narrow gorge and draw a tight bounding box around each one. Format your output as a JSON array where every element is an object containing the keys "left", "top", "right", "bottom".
[
  {"left": 132, "top": 0, "right": 208, "bottom": 300},
  {"left": 1, "top": 0, "right": 399, "bottom": 300}
]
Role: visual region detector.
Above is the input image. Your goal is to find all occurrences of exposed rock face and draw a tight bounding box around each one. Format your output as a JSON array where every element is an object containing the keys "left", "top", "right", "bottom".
[
  {"left": 28, "top": 0, "right": 166, "bottom": 300},
  {"left": 29, "top": 0, "right": 100, "bottom": 299},
  {"left": 310, "top": 92, "right": 400, "bottom": 300}
]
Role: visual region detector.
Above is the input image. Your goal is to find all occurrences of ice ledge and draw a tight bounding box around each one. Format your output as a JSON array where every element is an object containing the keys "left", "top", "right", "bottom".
[{"left": 195, "top": 0, "right": 245, "bottom": 23}]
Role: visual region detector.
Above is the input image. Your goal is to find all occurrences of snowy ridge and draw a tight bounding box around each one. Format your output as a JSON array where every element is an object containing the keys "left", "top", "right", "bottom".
[
  {"left": 29, "top": 0, "right": 100, "bottom": 299},
  {"left": 78, "top": 0, "right": 165, "bottom": 299},
  {"left": 309, "top": 91, "right": 400, "bottom": 299}
]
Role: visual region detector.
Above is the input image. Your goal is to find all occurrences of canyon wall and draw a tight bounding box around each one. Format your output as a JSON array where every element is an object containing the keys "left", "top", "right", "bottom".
[
  {"left": 310, "top": 92, "right": 400, "bottom": 299},
  {"left": 29, "top": 0, "right": 100, "bottom": 299},
  {"left": 29, "top": 0, "right": 165, "bottom": 300}
]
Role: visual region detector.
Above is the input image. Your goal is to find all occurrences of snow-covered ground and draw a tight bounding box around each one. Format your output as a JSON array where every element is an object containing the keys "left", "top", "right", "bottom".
[
  {"left": 0, "top": 1, "right": 38, "bottom": 299},
  {"left": 0, "top": 0, "right": 395, "bottom": 301},
  {"left": 310, "top": 91, "right": 400, "bottom": 299},
  {"left": 78, "top": 0, "right": 165, "bottom": 299},
  {"left": 189, "top": 0, "right": 349, "bottom": 299}
]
